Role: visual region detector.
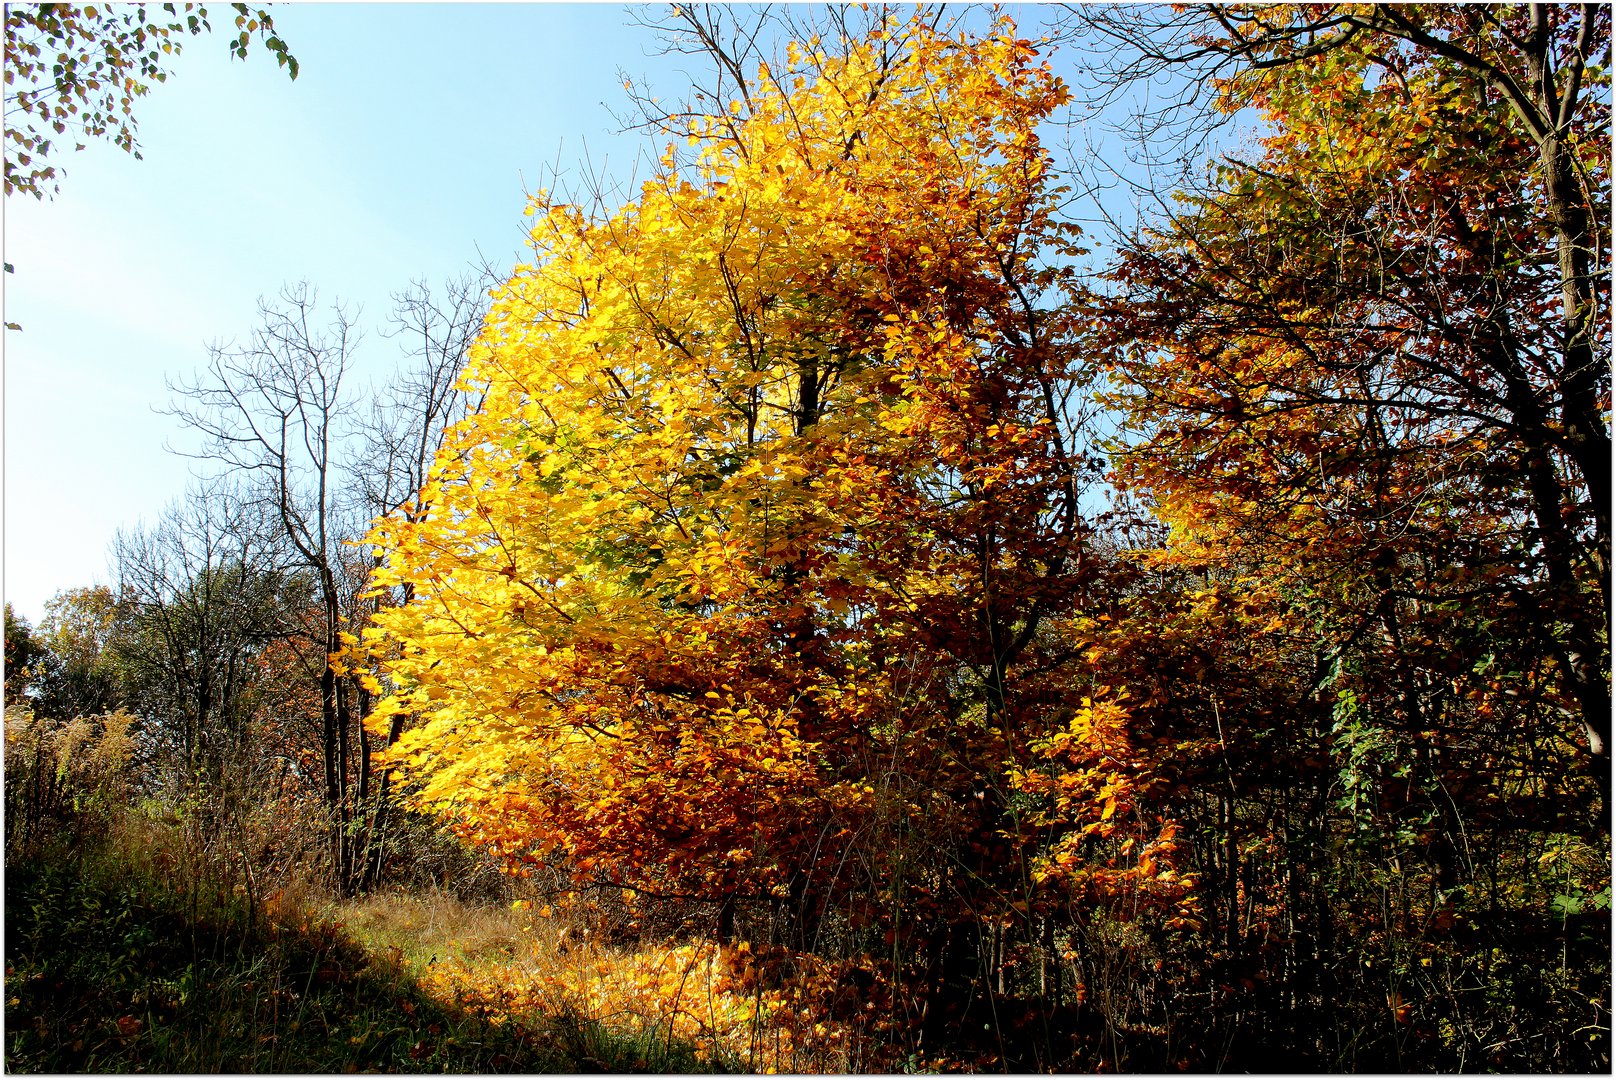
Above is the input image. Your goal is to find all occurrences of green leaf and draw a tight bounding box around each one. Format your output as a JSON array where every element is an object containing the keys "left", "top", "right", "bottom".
[{"left": 1551, "top": 893, "right": 1585, "bottom": 917}]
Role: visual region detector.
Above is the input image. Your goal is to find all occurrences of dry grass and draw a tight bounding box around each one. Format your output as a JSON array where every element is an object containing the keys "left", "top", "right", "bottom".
[
  {"left": 329, "top": 885, "right": 532, "bottom": 969},
  {"left": 315, "top": 887, "right": 893, "bottom": 1073},
  {"left": 14, "top": 788, "right": 895, "bottom": 1073}
]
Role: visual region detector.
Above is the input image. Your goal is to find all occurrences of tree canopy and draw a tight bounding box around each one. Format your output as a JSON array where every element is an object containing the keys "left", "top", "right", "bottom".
[
  {"left": 361, "top": 11, "right": 1143, "bottom": 934},
  {"left": 349, "top": 8, "right": 1607, "bottom": 1065}
]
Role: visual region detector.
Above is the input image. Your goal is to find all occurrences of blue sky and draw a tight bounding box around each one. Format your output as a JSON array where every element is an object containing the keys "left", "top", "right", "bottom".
[
  {"left": 2, "top": 3, "right": 1178, "bottom": 623},
  {"left": 4, "top": 4, "right": 687, "bottom": 620}
]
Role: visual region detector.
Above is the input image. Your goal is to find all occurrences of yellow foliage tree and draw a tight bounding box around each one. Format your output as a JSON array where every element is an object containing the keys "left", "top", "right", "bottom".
[{"left": 361, "top": 13, "right": 1156, "bottom": 949}]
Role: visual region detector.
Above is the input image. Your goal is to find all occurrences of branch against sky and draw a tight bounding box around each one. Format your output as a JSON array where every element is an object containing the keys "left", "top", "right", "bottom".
[{"left": 4, "top": 2, "right": 296, "bottom": 200}]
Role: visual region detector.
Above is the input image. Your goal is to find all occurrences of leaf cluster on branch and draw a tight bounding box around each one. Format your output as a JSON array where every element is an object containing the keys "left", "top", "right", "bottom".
[{"left": 4, "top": 1, "right": 296, "bottom": 199}]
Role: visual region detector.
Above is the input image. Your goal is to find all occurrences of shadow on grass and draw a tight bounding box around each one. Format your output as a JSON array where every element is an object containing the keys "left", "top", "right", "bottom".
[{"left": 4, "top": 840, "right": 727, "bottom": 1073}]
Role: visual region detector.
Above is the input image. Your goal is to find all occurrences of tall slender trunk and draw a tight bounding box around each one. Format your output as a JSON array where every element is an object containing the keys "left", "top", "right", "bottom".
[
  {"left": 1523, "top": 8, "right": 1610, "bottom": 791},
  {"left": 319, "top": 574, "right": 357, "bottom": 894}
]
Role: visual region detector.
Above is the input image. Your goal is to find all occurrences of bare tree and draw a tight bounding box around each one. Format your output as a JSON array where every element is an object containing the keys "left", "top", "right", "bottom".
[
  {"left": 109, "top": 480, "right": 323, "bottom": 907},
  {"left": 112, "top": 482, "right": 286, "bottom": 790},
  {"left": 348, "top": 271, "right": 492, "bottom": 886},
  {"left": 165, "top": 282, "right": 376, "bottom": 891},
  {"left": 161, "top": 270, "right": 500, "bottom": 891},
  {"left": 354, "top": 273, "right": 490, "bottom": 523}
]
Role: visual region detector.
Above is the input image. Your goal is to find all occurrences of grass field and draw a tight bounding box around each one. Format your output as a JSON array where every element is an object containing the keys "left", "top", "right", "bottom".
[{"left": 4, "top": 830, "right": 742, "bottom": 1074}]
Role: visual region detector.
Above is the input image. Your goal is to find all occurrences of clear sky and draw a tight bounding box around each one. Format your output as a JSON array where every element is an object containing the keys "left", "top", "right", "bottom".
[
  {"left": 3, "top": 3, "right": 691, "bottom": 621},
  {"left": 2, "top": 3, "right": 1171, "bottom": 624}
]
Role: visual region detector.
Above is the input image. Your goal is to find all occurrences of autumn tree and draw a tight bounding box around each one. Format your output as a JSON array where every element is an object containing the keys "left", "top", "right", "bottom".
[
  {"left": 361, "top": 10, "right": 1146, "bottom": 994},
  {"left": 3, "top": 1, "right": 296, "bottom": 199},
  {"left": 3, "top": 591, "right": 132, "bottom": 853},
  {"left": 1079, "top": 3, "right": 1610, "bottom": 1067},
  {"left": 1105, "top": 0, "right": 1609, "bottom": 806},
  {"left": 12, "top": 586, "right": 123, "bottom": 721},
  {"left": 3, "top": 603, "right": 49, "bottom": 702}
]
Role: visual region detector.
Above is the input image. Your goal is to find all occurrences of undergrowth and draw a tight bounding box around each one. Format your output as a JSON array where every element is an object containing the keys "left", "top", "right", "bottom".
[
  {"left": 326, "top": 887, "right": 892, "bottom": 1072},
  {"left": 4, "top": 833, "right": 729, "bottom": 1073}
]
